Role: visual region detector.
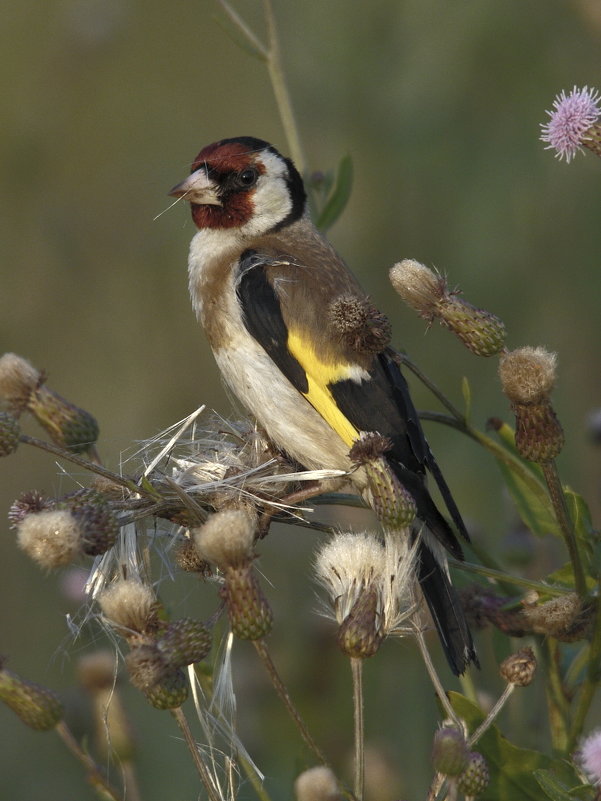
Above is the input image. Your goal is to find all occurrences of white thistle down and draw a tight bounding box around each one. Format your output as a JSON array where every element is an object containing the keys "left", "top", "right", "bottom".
[{"left": 314, "top": 531, "right": 418, "bottom": 638}]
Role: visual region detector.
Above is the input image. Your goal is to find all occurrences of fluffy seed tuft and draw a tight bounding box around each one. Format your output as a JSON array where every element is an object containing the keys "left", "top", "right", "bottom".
[
  {"left": 499, "top": 347, "right": 557, "bottom": 404},
  {"left": 16, "top": 509, "right": 82, "bottom": 568},
  {"left": 0, "top": 353, "right": 40, "bottom": 413},
  {"left": 98, "top": 580, "right": 159, "bottom": 636},
  {"left": 294, "top": 765, "right": 341, "bottom": 801},
  {"left": 192, "top": 508, "right": 257, "bottom": 567}
]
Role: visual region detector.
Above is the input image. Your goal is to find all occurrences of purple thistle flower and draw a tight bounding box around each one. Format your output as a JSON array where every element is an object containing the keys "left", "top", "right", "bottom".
[
  {"left": 540, "top": 85, "right": 601, "bottom": 162},
  {"left": 580, "top": 728, "right": 601, "bottom": 786}
]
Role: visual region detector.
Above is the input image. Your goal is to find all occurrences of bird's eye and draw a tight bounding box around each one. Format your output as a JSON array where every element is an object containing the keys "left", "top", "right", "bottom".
[{"left": 237, "top": 168, "right": 259, "bottom": 187}]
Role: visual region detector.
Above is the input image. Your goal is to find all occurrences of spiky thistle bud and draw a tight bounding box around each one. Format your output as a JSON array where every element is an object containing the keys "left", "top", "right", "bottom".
[
  {"left": 431, "top": 726, "right": 469, "bottom": 776},
  {"left": 0, "top": 411, "right": 20, "bottom": 456},
  {"left": 143, "top": 668, "right": 188, "bottom": 710},
  {"left": 0, "top": 353, "right": 99, "bottom": 453},
  {"left": 328, "top": 295, "right": 392, "bottom": 354},
  {"left": 98, "top": 580, "right": 160, "bottom": 638},
  {"left": 499, "top": 646, "right": 537, "bottom": 687},
  {"left": 157, "top": 618, "right": 212, "bottom": 668},
  {"left": 350, "top": 433, "right": 416, "bottom": 528},
  {"left": 499, "top": 347, "right": 564, "bottom": 461},
  {"left": 294, "top": 765, "right": 341, "bottom": 801},
  {"left": 77, "top": 651, "right": 136, "bottom": 761},
  {"left": 0, "top": 666, "right": 63, "bottom": 731},
  {"left": 8, "top": 491, "right": 53, "bottom": 528},
  {"left": 59, "top": 490, "right": 119, "bottom": 556},
  {"left": 390, "top": 260, "right": 506, "bottom": 357},
  {"left": 192, "top": 510, "right": 272, "bottom": 640},
  {"left": 457, "top": 751, "right": 490, "bottom": 797}
]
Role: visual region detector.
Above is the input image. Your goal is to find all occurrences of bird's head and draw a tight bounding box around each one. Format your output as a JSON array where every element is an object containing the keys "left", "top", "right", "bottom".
[{"left": 169, "top": 136, "right": 306, "bottom": 236}]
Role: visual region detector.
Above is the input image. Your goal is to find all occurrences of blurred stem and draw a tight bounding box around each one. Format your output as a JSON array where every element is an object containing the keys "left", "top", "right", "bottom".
[
  {"left": 55, "top": 721, "right": 122, "bottom": 801},
  {"left": 350, "top": 657, "right": 365, "bottom": 801},
  {"left": 568, "top": 578, "right": 601, "bottom": 750},
  {"left": 239, "top": 754, "right": 272, "bottom": 801},
  {"left": 121, "top": 764, "right": 142, "bottom": 801},
  {"left": 216, "top": 0, "right": 306, "bottom": 172},
  {"left": 262, "top": 0, "right": 306, "bottom": 172},
  {"left": 541, "top": 461, "right": 587, "bottom": 598},
  {"left": 468, "top": 683, "right": 514, "bottom": 746},
  {"left": 458, "top": 669, "right": 479, "bottom": 706},
  {"left": 252, "top": 639, "right": 329, "bottom": 766},
  {"left": 542, "top": 638, "right": 570, "bottom": 754},
  {"left": 414, "top": 627, "right": 461, "bottom": 728},
  {"left": 449, "top": 558, "right": 571, "bottom": 597},
  {"left": 170, "top": 707, "right": 221, "bottom": 801}
]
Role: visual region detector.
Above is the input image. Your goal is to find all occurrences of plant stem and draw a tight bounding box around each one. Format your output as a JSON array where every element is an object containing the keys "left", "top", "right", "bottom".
[
  {"left": 414, "top": 627, "right": 461, "bottom": 728},
  {"left": 542, "top": 638, "right": 570, "bottom": 754},
  {"left": 252, "top": 639, "right": 328, "bottom": 765},
  {"left": 55, "top": 721, "right": 123, "bottom": 801},
  {"left": 468, "top": 683, "right": 514, "bottom": 746},
  {"left": 568, "top": 578, "right": 601, "bottom": 749},
  {"left": 170, "top": 707, "right": 221, "bottom": 801},
  {"left": 448, "top": 559, "right": 571, "bottom": 597},
  {"left": 541, "top": 461, "right": 587, "bottom": 598},
  {"left": 262, "top": 0, "right": 306, "bottom": 172},
  {"left": 19, "top": 433, "right": 158, "bottom": 501},
  {"left": 350, "top": 657, "right": 364, "bottom": 801}
]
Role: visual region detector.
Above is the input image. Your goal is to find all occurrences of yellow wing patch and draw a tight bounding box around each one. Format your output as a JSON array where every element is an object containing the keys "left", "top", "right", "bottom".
[{"left": 287, "top": 329, "right": 362, "bottom": 446}]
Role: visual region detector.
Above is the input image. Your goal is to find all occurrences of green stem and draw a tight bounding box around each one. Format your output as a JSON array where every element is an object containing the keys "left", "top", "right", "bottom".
[
  {"left": 262, "top": 0, "right": 306, "bottom": 172},
  {"left": 350, "top": 657, "right": 364, "bottom": 801},
  {"left": 542, "top": 638, "right": 570, "bottom": 754},
  {"left": 541, "top": 461, "right": 587, "bottom": 599},
  {"left": 449, "top": 559, "right": 572, "bottom": 598},
  {"left": 468, "top": 683, "right": 514, "bottom": 746},
  {"left": 414, "top": 627, "right": 461, "bottom": 728},
  {"left": 568, "top": 578, "right": 601, "bottom": 749}
]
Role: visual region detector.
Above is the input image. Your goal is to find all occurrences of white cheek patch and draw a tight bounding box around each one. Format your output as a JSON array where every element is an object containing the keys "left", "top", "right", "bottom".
[{"left": 240, "top": 150, "right": 292, "bottom": 236}]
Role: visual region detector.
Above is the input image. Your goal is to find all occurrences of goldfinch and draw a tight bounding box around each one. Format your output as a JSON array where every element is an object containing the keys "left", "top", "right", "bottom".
[{"left": 169, "top": 136, "right": 476, "bottom": 674}]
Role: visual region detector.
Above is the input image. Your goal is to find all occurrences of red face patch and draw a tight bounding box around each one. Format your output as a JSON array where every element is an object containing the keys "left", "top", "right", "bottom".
[{"left": 191, "top": 140, "right": 266, "bottom": 177}]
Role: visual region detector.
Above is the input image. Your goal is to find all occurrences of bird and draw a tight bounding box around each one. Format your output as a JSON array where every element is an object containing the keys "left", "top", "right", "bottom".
[{"left": 169, "top": 136, "right": 477, "bottom": 675}]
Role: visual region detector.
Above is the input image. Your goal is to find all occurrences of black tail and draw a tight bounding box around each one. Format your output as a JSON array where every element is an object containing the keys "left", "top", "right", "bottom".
[{"left": 416, "top": 538, "right": 478, "bottom": 675}]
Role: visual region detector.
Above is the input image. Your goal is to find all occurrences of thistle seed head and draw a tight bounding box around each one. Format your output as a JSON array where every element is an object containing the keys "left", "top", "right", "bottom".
[{"left": 16, "top": 509, "right": 82, "bottom": 568}]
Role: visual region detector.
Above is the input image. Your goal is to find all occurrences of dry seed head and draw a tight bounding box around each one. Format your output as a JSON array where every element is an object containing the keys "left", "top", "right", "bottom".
[
  {"left": 499, "top": 347, "right": 557, "bottom": 404},
  {"left": 431, "top": 726, "right": 469, "bottom": 776},
  {"left": 174, "top": 537, "right": 213, "bottom": 575},
  {"left": 315, "top": 532, "right": 386, "bottom": 624},
  {"left": 0, "top": 353, "right": 40, "bottom": 412},
  {"left": 328, "top": 294, "right": 392, "bottom": 354},
  {"left": 98, "top": 580, "right": 159, "bottom": 636},
  {"left": 294, "top": 765, "right": 341, "bottom": 801},
  {"left": 126, "top": 644, "right": 169, "bottom": 691},
  {"left": 192, "top": 508, "right": 257, "bottom": 568},
  {"left": 0, "top": 668, "right": 64, "bottom": 731},
  {"left": 389, "top": 259, "right": 446, "bottom": 318},
  {"left": 0, "top": 411, "right": 20, "bottom": 456},
  {"left": 499, "top": 646, "right": 537, "bottom": 686},
  {"left": 16, "top": 509, "right": 81, "bottom": 568}
]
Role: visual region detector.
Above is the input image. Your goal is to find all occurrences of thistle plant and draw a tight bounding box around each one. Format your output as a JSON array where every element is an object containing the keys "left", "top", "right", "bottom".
[{"left": 3, "top": 5, "right": 601, "bottom": 801}]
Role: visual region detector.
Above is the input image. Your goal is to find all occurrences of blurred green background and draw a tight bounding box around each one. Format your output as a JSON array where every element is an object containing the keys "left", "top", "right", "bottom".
[{"left": 2, "top": 0, "right": 601, "bottom": 798}]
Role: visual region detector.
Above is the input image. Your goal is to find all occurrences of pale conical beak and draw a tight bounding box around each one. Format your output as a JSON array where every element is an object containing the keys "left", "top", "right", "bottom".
[{"left": 168, "top": 170, "right": 222, "bottom": 206}]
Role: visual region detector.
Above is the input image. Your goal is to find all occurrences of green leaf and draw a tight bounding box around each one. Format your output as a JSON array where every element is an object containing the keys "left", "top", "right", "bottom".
[
  {"left": 461, "top": 376, "right": 472, "bottom": 422},
  {"left": 534, "top": 770, "right": 595, "bottom": 801},
  {"left": 315, "top": 155, "right": 353, "bottom": 231},
  {"left": 448, "top": 692, "right": 580, "bottom": 801}
]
